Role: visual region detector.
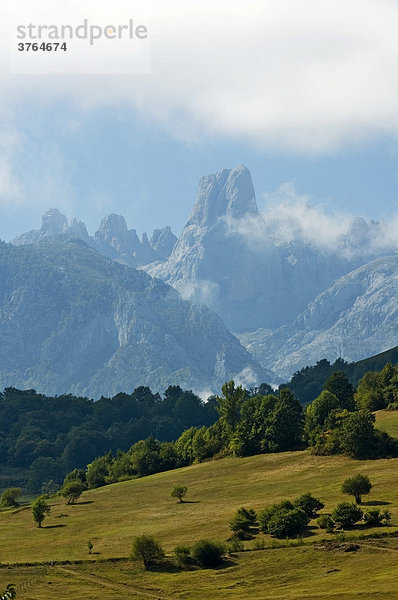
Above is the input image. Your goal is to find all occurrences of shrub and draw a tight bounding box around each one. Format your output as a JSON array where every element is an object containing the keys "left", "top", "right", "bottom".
[
  {"left": 267, "top": 508, "right": 309, "bottom": 539},
  {"left": 131, "top": 535, "right": 165, "bottom": 569},
  {"left": 381, "top": 509, "right": 392, "bottom": 525},
  {"left": 191, "top": 540, "right": 225, "bottom": 567},
  {"left": 0, "top": 488, "right": 22, "bottom": 508},
  {"left": 236, "top": 507, "right": 257, "bottom": 525},
  {"left": 363, "top": 509, "right": 382, "bottom": 526},
  {"left": 173, "top": 544, "right": 192, "bottom": 566},
  {"left": 294, "top": 493, "right": 324, "bottom": 518},
  {"left": 317, "top": 514, "right": 335, "bottom": 533},
  {"left": 171, "top": 485, "right": 188, "bottom": 503},
  {"left": 332, "top": 502, "right": 363, "bottom": 528},
  {"left": 253, "top": 539, "right": 266, "bottom": 550},
  {"left": 342, "top": 474, "right": 372, "bottom": 503},
  {"left": 227, "top": 535, "right": 245, "bottom": 553},
  {"left": 258, "top": 501, "right": 294, "bottom": 533}
]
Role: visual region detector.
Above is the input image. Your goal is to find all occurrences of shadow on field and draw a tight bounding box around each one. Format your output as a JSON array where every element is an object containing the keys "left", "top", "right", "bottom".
[
  {"left": 44, "top": 524, "right": 66, "bottom": 529},
  {"left": 180, "top": 500, "right": 201, "bottom": 504},
  {"left": 362, "top": 501, "right": 391, "bottom": 506},
  {"left": 73, "top": 500, "right": 95, "bottom": 505}
]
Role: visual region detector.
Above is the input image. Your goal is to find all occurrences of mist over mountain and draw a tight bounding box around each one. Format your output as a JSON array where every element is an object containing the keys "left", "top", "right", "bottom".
[
  {"left": 0, "top": 239, "right": 270, "bottom": 398},
  {"left": 147, "top": 166, "right": 397, "bottom": 332},
  {"left": 9, "top": 165, "right": 398, "bottom": 385}
]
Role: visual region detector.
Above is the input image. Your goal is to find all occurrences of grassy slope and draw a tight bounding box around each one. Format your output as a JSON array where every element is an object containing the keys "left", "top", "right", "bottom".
[
  {"left": 375, "top": 409, "right": 398, "bottom": 439},
  {"left": 2, "top": 419, "right": 398, "bottom": 597},
  {"left": 1, "top": 450, "right": 398, "bottom": 564}
]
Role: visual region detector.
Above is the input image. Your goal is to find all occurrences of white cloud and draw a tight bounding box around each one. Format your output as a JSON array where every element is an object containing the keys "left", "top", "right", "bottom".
[{"left": 2, "top": 0, "right": 398, "bottom": 152}]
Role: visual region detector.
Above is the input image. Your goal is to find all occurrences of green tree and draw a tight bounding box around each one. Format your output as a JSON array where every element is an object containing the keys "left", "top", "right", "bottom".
[
  {"left": 293, "top": 493, "right": 324, "bottom": 518},
  {"left": 305, "top": 390, "right": 340, "bottom": 433},
  {"left": 324, "top": 372, "right": 355, "bottom": 411},
  {"left": 32, "top": 496, "right": 51, "bottom": 528},
  {"left": 264, "top": 389, "right": 303, "bottom": 451},
  {"left": 61, "top": 481, "right": 87, "bottom": 505},
  {"left": 88, "top": 540, "right": 93, "bottom": 554},
  {"left": 0, "top": 488, "right": 21, "bottom": 508},
  {"left": 131, "top": 535, "right": 165, "bottom": 569},
  {"left": 171, "top": 485, "right": 188, "bottom": 503},
  {"left": 332, "top": 502, "right": 363, "bottom": 528},
  {"left": 338, "top": 411, "right": 378, "bottom": 458},
  {"left": 355, "top": 371, "right": 385, "bottom": 411},
  {"left": 342, "top": 474, "right": 372, "bottom": 503},
  {"left": 216, "top": 381, "right": 245, "bottom": 434}
]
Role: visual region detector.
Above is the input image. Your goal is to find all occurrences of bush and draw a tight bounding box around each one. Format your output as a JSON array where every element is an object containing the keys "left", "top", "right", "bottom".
[
  {"left": 131, "top": 535, "right": 165, "bottom": 569},
  {"left": 267, "top": 508, "right": 309, "bottom": 539},
  {"left": 317, "top": 514, "right": 334, "bottom": 533},
  {"left": 173, "top": 544, "right": 192, "bottom": 566},
  {"left": 332, "top": 502, "right": 363, "bottom": 528},
  {"left": 253, "top": 539, "right": 266, "bottom": 551},
  {"left": 191, "top": 540, "right": 225, "bottom": 568},
  {"left": 258, "top": 501, "right": 294, "bottom": 533},
  {"left": 227, "top": 535, "right": 245, "bottom": 553},
  {"left": 342, "top": 474, "right": 372, "bottom": 503},
  {"left": 294, "top": 493, "right": 324, "bottom": 518},
  {"left": 236, "top": 507, "right": 257, "bottom": 525},
  {"left": 381, "top": 509, "right": 392, "bottom": 525},
  {"left": 363, "top": 509, "right": 383, "bottom": 526},
  {"left": 0, "top": 488, "right": 22, "bottom": 508}
]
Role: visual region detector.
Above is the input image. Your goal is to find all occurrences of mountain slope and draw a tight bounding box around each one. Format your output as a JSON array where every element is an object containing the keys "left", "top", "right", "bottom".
[
  {"left": 0, "top": 239, "right": 270, "bottom": 397},
  {"left": 239, "top": 256, "right": 398, "bottom": 379},
  {"left": 147, "top": 165, "right": 372, "bottom": 332}
]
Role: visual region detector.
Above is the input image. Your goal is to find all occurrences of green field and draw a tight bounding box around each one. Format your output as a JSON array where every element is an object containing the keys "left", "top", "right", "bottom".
[
  {"left": 1, "top": 440, "right": 398, "bottom": 599},
  {"left": 375, "top": 409, "right": 398, "bottom": 439}
]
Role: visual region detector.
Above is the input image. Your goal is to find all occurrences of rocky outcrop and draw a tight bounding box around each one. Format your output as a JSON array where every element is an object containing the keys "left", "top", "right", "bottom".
[
  {"left": 147, "top": 166, "right": 357, "bottom": 332},
  {"left": 12, "top": 210, "right": 177, "bottom": 268}
]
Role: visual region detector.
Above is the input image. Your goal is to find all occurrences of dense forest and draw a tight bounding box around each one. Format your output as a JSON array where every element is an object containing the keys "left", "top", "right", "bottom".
[
  {"left": 2, "top": 348, "right": 398, "bottom": 493},
  {"left": 0, "top": 385, "right": 217, "bottom": 492}
]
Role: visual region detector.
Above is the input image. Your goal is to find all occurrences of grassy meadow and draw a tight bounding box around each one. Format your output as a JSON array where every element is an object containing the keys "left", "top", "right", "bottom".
[{"left": 1, "top": 410, "right": 398, "bottom": 598}]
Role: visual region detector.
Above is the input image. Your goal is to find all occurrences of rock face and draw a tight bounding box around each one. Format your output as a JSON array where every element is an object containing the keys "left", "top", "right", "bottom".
[
  {"left": 238, "top": 256, "right": 398, "bottom": 379},
  {"left": 147, "top": 166, "right": 358, "bottom": 332},
  {"left": 0, "top": 239, "right": 271, "bottom": 398},
  {"left": 12, "top": 210, "right": 176, "bottom": 268}
]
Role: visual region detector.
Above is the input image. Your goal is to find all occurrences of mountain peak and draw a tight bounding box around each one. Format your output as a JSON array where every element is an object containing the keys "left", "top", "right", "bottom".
[
  {"left": 41, "top": 208, "right": 68, "bottom": 235},
  {"left": 187, "top": 165, "right": 258, "bottom": 227}
]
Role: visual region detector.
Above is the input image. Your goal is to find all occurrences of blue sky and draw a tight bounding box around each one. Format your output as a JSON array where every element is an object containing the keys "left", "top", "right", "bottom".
[{"left": 2, "top": 0, "right": 398, "bottom": 241}]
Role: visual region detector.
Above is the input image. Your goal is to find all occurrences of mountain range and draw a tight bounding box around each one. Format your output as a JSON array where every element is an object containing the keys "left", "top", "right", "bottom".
[{"left": 7, "top": 164, "right": 398, "bottom": 391}]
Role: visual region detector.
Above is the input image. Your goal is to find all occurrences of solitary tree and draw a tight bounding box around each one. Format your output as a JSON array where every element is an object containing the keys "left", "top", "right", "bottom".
[
  {"left": 0, "top": 488, "right": 21, "bottom": 508},
  {"left": 62, "top": 481, "right": 87, "bottom": 505},
  {"left": 88, "top": 540, "right": 93, "bottom": 554},
  {"left": 32, "top": 497, "right": 51, "bottom": 528},
  {"left": 342, "top": 474, "right": 372, "bottom": 504},
  {"left": 131, "top": 535, "right": 165, "bottom": 569},
  {"left": 171, "top": 485, "right": 188, "bottom": 503}
]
